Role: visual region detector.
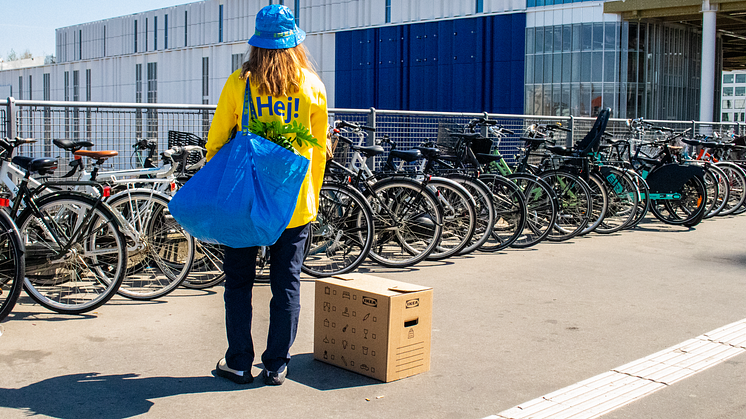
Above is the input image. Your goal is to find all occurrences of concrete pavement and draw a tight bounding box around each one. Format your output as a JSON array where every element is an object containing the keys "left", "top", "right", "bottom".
[{"left": 1, "top": 215, "right": 745, "bottom": 419}]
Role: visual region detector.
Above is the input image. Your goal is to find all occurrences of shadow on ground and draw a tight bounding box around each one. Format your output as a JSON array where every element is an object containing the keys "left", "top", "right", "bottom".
[
  {"left": 0, "top": 372, "right": 244, "bottom": 418},
  {"left": 276, "top": 353, "right": 379, "bottom": 391}
]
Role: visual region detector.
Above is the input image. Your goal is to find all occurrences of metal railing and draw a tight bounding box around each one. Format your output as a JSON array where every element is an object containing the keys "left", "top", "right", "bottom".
[{"left": 3, "top": 97, "right": 745, "bottom": 173}]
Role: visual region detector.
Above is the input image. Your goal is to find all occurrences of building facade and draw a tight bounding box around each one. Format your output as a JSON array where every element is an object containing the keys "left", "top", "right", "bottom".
[
  {"left": 0, "top": 0, "right": 724, "bottom": 121},
  {"left": 720, "top": 70, "right": 746, "bottom": 123}
]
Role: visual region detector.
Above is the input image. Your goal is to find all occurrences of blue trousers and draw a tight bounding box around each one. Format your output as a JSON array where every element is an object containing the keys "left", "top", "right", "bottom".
[{"left": 223, "top": 223, "right": 309, "bottom": 373}]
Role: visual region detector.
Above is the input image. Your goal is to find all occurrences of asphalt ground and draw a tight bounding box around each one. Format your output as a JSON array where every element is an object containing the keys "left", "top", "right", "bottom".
[{"left": 1, "top": 214, "right": 745, "bottom": 419}]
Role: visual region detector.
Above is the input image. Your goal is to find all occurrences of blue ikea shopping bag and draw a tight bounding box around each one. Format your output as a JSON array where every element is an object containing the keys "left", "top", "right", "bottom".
[{"left": 168, "top": 82, "right": 310, "bottom": 248}]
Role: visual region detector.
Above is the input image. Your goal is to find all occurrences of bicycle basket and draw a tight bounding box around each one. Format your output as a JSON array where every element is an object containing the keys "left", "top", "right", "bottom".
[
  {"left": 168, "top": 131, "right": 206, "bottom": 174},
  {"left": 331, "top": 136, "right": 351, "bottom": 165}
]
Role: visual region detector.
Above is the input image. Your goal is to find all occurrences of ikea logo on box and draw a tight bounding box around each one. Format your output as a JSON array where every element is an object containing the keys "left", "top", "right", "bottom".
[
  {"left": 406, "top": 298, "right": 419, "bottom": 309},
  {"left": 362, "top": 296, "right": 378, "bottom": 307}
]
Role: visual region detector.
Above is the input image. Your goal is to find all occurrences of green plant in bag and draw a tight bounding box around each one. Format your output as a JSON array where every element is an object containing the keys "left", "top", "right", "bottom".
[{"left": 247, "top": 119, "right": 321, "bottom": 155}]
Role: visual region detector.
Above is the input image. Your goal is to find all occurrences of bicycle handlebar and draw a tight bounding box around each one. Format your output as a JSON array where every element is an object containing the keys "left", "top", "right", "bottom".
[{"left": 335, "top": 120, "right": 376, "bottom": 132}]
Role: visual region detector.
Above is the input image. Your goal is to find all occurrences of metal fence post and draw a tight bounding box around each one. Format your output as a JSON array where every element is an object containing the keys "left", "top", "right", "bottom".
[
  {"left": 6, "top": 97, "right": 16, "bottom": 139},
  {"left": 367, "top": 107, "right": 376, "bottom": 169},
  {"left": 568, "top": 115, "right": 574, "bottom": 147},
  {"left": 691, "top": 120, "right": 696, "bottom": 137}
]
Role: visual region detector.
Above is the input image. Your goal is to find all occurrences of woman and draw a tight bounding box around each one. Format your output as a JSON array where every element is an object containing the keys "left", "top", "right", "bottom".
[{"left": 206, "top": 4, "right": 328, "bottom": 385}]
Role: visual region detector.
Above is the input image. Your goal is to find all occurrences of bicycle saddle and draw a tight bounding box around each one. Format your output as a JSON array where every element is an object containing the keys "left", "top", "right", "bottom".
[
  {"left": 389, "top": 149, "right": 422, "bottom": 162},
  {"left": 351, "top": 144, "right": 385, "bottom": 157},
  {"left": 53, "top": 139, "right": 95, "bottom": 151},
  {"left": 414, "top": 146, "right": 440, "bottom": 159},
  {"left": 12, "top": 156, "right": 58, "bottom": 175}
]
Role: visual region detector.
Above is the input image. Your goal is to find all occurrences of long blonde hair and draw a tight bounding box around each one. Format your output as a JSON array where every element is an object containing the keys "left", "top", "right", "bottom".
[{"left": 241, "top": 44, "right": 317, "bottom": 96}]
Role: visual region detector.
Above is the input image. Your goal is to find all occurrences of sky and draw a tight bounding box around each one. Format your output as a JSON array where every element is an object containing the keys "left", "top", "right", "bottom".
[{"left": 0, "top": 0, "right": 191, "bottom": 60}]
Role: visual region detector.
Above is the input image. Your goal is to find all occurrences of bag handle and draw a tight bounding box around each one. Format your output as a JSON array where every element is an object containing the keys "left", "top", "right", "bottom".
[{"left": 241, "top": 78, "right": 258, "bottom": 134}]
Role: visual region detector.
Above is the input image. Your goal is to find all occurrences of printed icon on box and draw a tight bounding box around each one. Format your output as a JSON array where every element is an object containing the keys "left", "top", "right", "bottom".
[
  {"left": 350, "top": 361, "right": 355, "bottom": 367},
  {"left": 353, "top": 295, "right": 357, "bottom": 300},
  {"left": 351, "top": 344, "right": 356, "bottom": 350},
  {"left": 342, "top": 324, "right": 348, "bottom": 332},
  {"left": 342, "top": 307, "right": 350, "bottom": 317},
  {"left": 333, "top": 290, "right": 337, "bottom": 295},
  {"left": 324, "top": 319, "right": 330, "bottom": 327},
  {"left": 341, "top": 356, "right": 348, "bottom": 366},
  {"left": 362, "top": 296, "right": 377, "bottom": 307},
  {"left": 323, "top": 336, "right": 329, "bottom": 344},
  {"left": 323, "top": 350, "right": 328, "bottom": 359},
  {"left": 342, "top": 340, "right": 348, "bottom": 349},
  {"left": 342, "top": 291, "right": 351, "bottom": 299},
  {"left": 323, "top": 302, "right": 331, "bottom": 312},
  {"left": 406, "top": 298, "right": 420, "bottom": 309},
  {"left": 331, "top": 338, "right": 336, "bottom": 344},
  {"left": 332, "top": 322, "right": 336, "bottom": 328},
  {"left": 362, "top": 346, "right": 369, "bottom": 355},
  {"left": 361, "top": 364, "right": 370, "bottom": 371},
  {"left": 373, "top": 317, "right": 377, "bottom": 322},
  {"left": 325, "top": 286, "right": 330, "bottom": 295},
  {"left": 363, "top": 329, "right": 368, "bottom": 339},
  {"left": 371, "top": 350, "right": 376, "bottom": 357},
  {"left": 362, "top": 313, "right": 370, "bottom": 322},
  {"left": 331, "top": 355, "right": 335, "bottom": 360},
  {"left": 372, "top": 334, "right": 376, "bottom": 340},
  {"left": 332, "top": 305, "right": 336, "bottom": 312},
  {"left": 408, "top": 328, "right": 415, "bottom": 339},
  {"left": 371, "top": 367, "right": 375, "bottom": 373}
]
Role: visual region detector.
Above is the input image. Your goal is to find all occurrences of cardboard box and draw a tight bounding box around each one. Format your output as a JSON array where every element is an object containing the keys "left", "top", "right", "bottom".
[{"left": 313, "top": 273, "right": 432, "bottom": 382}]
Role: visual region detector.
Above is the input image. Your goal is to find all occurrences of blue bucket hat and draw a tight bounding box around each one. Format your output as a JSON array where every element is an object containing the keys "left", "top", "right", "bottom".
[{"left": 248, "top": 5, "right": 306, "bottom": 49}]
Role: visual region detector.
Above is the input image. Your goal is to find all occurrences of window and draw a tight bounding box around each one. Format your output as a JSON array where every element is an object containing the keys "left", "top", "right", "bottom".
[
  {"left": 737, "top": 74, "right": 746, "bottom": 84},
  {"left": 73, "top": 70, "right": 79, "bottom": 101},
  {"left": 736, "top": 99, "right": 745, "bottom": 108},
  {"left": 28, "top": 75, "right": 32, "bottom": 100},
  {"left": 385, "top": 0, "right": 391, "bottom": 23},
  {"left": 86, "top": 69, "right": 91, "bottom": 101},
  {"left": 165, "top": 15, "right": 169, "bottom": 49},
  {"left": 202, "top": 57, "right": 209, "bottom": 102},
  {"left": 18, "top": 76, "right": 22, "bottom": 100},
  {"left": 79, "top": 30, "right": 82, "bottom": 60},
  {"left": 724, "top": 74, "right": 734, "bottom": 84},
  {"left": 724, "top": 87, "right": 734, "bottom": 96},
  {"left": 145, "top": 18, "right": 149, "bottom": 52},
  {"left": 185, "top": 11, "right": 188, "bottom": 47},
  {"left": 722, "top": 113, "right": 730, "bottom": 122},
  {"left": 737, "top": 87, "right": 745, "bottom": 96},
  {"left": 741, "top": 113, "right": 745, "bottom": 122},
  {"left": 147, "top": 62, "right": 157, "bottom": 103},
  {"left": 723, "top": 100, "right": 733, "bottom": 109},
  {"left": 219, "top": 5, "right": 224, "bottom": 43},
  {"left": 294, "top": 0, "right": 300, "bottom": 25},
  {"left": 232, "top": 54, "right": 243, "bottom": 72},
  {"left": 476, "top": 0, "right": 483, "bottom": 13},
  {"left": 135, "top": 64, "right": 142, "bottom": 103},
  {"left": 135, "top": 20, "right": 138, "bottom": 53},
  {"left": 104, "top": 26, "right": 106, "bottom": 56},
  {"left": 154, "top": 16, "right": 158, "bottom": 50},
  {"left": 64, "top": 71, "right": 70, "bottom": 101},
  {"left": 43, "top": 73, "right": 50, "bottom": 101}
]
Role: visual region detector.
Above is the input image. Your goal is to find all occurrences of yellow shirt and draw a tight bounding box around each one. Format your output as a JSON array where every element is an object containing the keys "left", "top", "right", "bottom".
[{"left": 206, "top": 68, "right": 328, "bottom": 229}]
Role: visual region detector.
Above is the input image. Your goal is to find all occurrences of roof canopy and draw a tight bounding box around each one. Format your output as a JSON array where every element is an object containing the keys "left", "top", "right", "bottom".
[{"left": 605, "top": 0, "right": 746, "bottom": 69}]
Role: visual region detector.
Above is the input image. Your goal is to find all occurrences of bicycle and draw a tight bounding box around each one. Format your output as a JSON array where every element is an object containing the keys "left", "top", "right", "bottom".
[
  {"left": 0, "top": 197, "right": 25, "bottom": 322},
  {"left": 1, "top": 137, "right": 129, "bottom": 314}
]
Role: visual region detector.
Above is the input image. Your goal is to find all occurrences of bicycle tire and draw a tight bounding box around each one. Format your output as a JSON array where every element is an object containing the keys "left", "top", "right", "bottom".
[
  {"left": 182, "top": 241, "right": 225, "bottom": 289},
  {"left": 302, "top": 182, "right": 374, "bottom": 277},
  {"left": 506, "top": 173, "right": 557, "bottom": 248},
  {"left": 19, "top": 192, "right": 128, "bottom": 315},
  {"left": 701, "top": 164, "right": 728, "bottom": 218},
  {"left": 595, "top": 167, "right": 639, "bottom": 234},
  {"left": 443, "top": 174, "right": 496, "bottom": 255},
  {"left": 0, "top": 210, "right": 24, "bottom": 322},
  {"left": 715, "top": 162, "right": 746, "bottom": 216},
  {"left": 477, "top": 174, "right": 527, "bottom": 252},
  {"left": 107, "top": 191, "right": 195, "bottom": 300},
  {"left": 624, "top": 169, "right": 650, "bottom": 229},
  {"left": 425, "top": 177, "right": 476, "bottom": 260},
  {"left": 366, "top": 177, "right": 443, "bottom": 268},
  {"left": 539, "top": 171, "right": 592, "bottom": 241},
  {"left": 650, "top": 175, "right": 707, "bottom": 226},
  {"left": 580, "top": 173, "right": 609, "bottom": 235}
]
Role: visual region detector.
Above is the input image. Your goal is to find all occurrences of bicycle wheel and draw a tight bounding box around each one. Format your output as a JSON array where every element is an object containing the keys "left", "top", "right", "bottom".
[
  {"left": 478, "top": 174, "right": 527, "bottom": 252},
  {"left": 625, "top": 169, "right": 650, "bottom": 229},
  {"left": 302, "top": 183, "right": 374, "bottom": 277},
  {"left": 580, "top": 173, "right": 608, "bottom": 235},
  {"left": 650, "top": 175, "right": 707, "bottom": 226},
  {"left": 702, "top": 164, "right": 728, "bottom": 218},
  {"left": 425, "top": 177, "right": 476, "bottom": 260},
  {"left": 507, "top": 173, "right": 557, "bottom": 248},
  {"left": 444, "top": 174, "right": 495, "bottom": 255},
  {"left": 182, "top": 241, "right": 225, "bottom": 289},
  {"left": 539, "top": 171, "right": 592, "bottom": 241},
  {"left": 366, "top": 178, "right": 443, "bottom": 268},
  {"left": 715, "top": 162, "right": 746, "bottom": 216},
  {"left": 19, "top": 193, "right": 128, "bottom": 315},
  {"left": 107, "top": 191, "right": 195, "bottom": 300},
  {"left": 0, "top": 211, "right": 24, "bottom": 322},
  {"left": 594, "top": 167, "right": 639, "bottom": 234}
]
